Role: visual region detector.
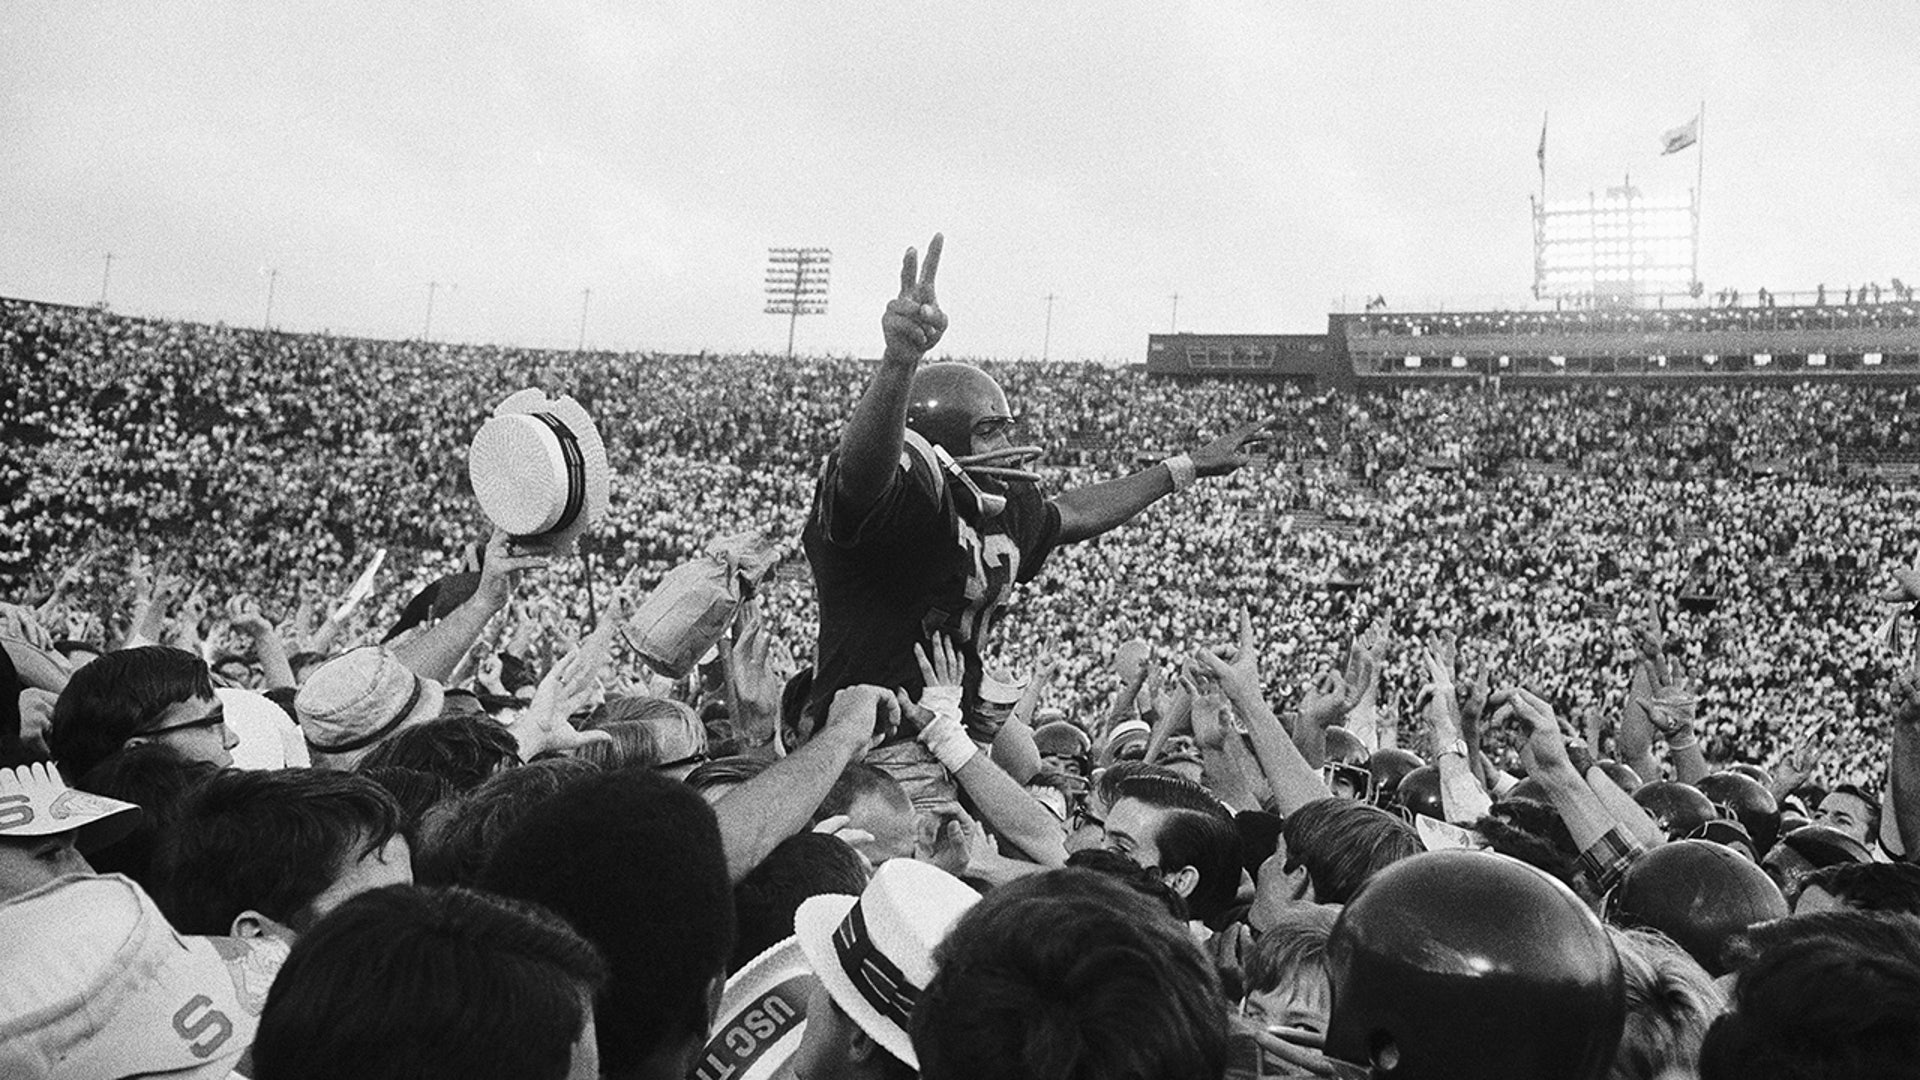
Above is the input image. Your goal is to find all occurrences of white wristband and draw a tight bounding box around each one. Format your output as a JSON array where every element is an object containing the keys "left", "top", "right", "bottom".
[
  {"left": 918, "top": 687, "right": 979, "bottom": 773},
  {"left": 1164, "top": 454, "right": 1197, "bottom": 492}
]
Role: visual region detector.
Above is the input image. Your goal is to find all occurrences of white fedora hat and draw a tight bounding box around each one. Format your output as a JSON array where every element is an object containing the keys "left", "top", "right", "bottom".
[
  {"left": 468, "top": 388, "right": 610, "bottom": 555},
  {"left": 793, "top": 858, "right": 978, "bottom": 1070}
]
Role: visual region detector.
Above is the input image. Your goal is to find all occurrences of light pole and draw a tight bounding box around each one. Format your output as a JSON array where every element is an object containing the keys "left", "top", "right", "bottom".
[
  {"left": 765, "top": 248, "right": 831, "bottom": 360},
  {"left": 1043, "top": 294, "right": 1056, "bottom": 361},
  {"left": 578, "top": 288, "right": 591, "bottom": 351},
  {"left": 263, "top": 268, "right": 279, "bottom": 330},
  {"left": 99, "top": 253, "right": 114, "bottom": 308},
  {"left": 1170, "top": 293, "right": 1179, "bottom": 332}
]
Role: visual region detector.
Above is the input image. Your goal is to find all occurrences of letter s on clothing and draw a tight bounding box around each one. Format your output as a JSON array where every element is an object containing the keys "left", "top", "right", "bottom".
[{"left": 172, "top": 995, "right": 234, "bottom": 1058}]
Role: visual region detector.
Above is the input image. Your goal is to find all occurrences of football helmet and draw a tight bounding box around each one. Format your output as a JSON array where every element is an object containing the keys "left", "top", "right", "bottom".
[
  {"left": 1326, "top": 851, "right": 1625, "bottom": 1080},
  {"left": 1694, "top": 771, "right": 1782, "bottom": 855},
  {"left": 904, "top": 363, "right": 1043, "bottom": 498},
  {"left": 1366, "top": 748, "right": 1424, "bottom": 809},
  {"left": 1610, "top": 838, "right": 1788, "bottom": 976},
  {"left": 1323, "top": 726, "right": 1373, "bottom": 801},
  {"left": 1390, "top": 764, "right": 1445, "bottom": 822},
  {"left": 1630, "top": 780, "right": 1718, "bottom": 842}
]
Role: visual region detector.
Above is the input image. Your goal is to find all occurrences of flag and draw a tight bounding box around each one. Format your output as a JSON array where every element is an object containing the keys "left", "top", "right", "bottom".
[
  {"left": 1536, "top": 114, "right": 1547, "bottom": 177},
  {"left": 1661, "top": 115, "right": 1699, "bottom": 155}
]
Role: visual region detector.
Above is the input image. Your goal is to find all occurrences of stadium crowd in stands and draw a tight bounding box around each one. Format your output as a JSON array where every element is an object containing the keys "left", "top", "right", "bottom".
[{"left": 4, "top": 243, "right": 1920, "bottom": 1080}]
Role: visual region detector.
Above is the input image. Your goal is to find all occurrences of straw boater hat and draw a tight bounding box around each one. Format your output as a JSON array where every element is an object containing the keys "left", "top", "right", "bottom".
[
  {"left": 793, "top": 858, "right": 979, "bottom": 1071},
  {"left": 467, "top": 388, "right": 610, "bottom": 555}
]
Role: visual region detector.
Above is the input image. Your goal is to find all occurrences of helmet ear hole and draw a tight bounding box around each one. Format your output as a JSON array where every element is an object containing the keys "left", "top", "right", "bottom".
[{"left": 1370, "top": 1034, "right": 1401, "bottom": 1072}]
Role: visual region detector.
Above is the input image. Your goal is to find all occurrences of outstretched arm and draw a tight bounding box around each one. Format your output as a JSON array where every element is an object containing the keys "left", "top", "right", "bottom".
[
  {"left": 1890, "top": 655, "right": 1920, "bottom": 861},
  {"left": 1052, "top": 419, "right": 1271, "bottom": 544},
  {"left": 832, "top": 236, "right": 947, "bottom": 515}
]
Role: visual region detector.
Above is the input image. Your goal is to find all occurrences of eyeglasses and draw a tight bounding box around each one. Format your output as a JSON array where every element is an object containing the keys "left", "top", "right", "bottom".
[{"left": 139, "top": 704, "right": 228, "bottom": 738}]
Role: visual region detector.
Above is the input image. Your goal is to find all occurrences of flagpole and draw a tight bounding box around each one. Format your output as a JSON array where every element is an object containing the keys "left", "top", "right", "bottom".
[{"left": 1693, "top": 100, "right": 1705, "bottom": 297}]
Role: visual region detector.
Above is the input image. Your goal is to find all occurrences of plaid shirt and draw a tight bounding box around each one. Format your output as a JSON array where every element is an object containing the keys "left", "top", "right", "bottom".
[{"left": 1578, "top": 826, "right": 1646, "bottom": 894}]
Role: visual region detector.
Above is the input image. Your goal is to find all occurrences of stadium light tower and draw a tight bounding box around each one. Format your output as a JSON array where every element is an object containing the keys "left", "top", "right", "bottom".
[{"left": 765, "top": 247, "right": 831, "bottom": 360}]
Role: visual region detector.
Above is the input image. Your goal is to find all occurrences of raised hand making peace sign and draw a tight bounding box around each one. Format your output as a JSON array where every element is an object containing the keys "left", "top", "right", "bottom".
[{"left": 882, "top": 233, "right": 948, "bottom": 358}]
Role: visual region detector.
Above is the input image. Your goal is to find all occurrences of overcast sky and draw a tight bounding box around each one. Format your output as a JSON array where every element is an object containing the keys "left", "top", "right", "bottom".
[{"left": 4, "top": 3, "right": 1916, "bottom": 361}]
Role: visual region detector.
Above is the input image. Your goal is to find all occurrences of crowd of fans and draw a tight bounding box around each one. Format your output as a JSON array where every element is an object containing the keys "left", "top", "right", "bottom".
[
  {"left": 4, "top": 291, "right": 1920, "bottom": 1079},
  {"left": 1351, "top": 286, "right": 1920, "bottom": 338}
]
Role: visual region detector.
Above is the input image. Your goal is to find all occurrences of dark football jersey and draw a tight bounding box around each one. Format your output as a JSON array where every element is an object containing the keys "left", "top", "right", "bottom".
[{"left": 802, "top": 433, "right": 1060, "bottom": 730}]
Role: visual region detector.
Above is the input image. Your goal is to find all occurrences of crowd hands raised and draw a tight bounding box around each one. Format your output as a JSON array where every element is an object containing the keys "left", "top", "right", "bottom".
[{"left": 5, "top": 277, "right": 1920, "bottom": 1078}]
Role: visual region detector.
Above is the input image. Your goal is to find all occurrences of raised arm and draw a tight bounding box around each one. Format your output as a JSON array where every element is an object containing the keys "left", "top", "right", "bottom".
[
  {"left": 1053, "top": 418, "right": 1270, "bottom": 544},
  {"left": 832, "top": 236, "right": 947, "bottom": 515},
  {"left": 1195, "top": 624, "right": 1331, "bottom": 816},
  {"left": 391, "top": 530, "right": 545, "bottom": 683},
  {"left": 712, "top": 685, "right": 888, "bottom": 881},
  {"left": 1890, "top": 650, "right": 1920, "bottom": 861}
]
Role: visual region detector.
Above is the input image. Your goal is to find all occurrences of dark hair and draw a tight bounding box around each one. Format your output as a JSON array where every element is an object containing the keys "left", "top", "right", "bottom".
[
  {"left": 1799, "top": 862, "right": 1920, "bottom": 916},
  {"left": 48, "top": 645, "right": 213, "bottom": 780},
  {"left": 684, "top": 755, "right": 769, "bottom": 797},
  {"left": 414, "top": 757, "right": 599, "bottom": 888},
  {"left": 285, "top": 650, "right": 328, "bottom": 679},
  {"left": 1091, "top": 759, "right": 1178, "bottom": 810},
  {"left": 74, "top": 743, "right": 221, "bottom": 891},
  {"left": 1281, "top": 797, "right": 1422, "bottom": 905},
  {"left": 1700, "top": 911, "right": 1920, "bottom": 1080},
  {"left": 357, "top": 714, "right": 520, "bottom": 793},
  {"left": 1064, "top": 847, "right": 1189, "bottom": 922},
  {"left": 730, "top": 831, "right": 870, "bottom": 973},
  {"left": 0, "top": 644, "right": 27, "bottom": 767},
  {"left": 1470, "top": 812, "right": 1581, "bottom": 890},
  {"left": 912, "top": 868, "right": 1228, "bottom": 1080},
  {"left": 1112, "top": 772, "right": 1232, "bottom": 821},
  {"left": 356, "top": 765, "right": 458, "bottom": 833},
  {"left": 814, "top": 762, "right": 911, "bottom": 823},
  {"left": 482, "top": 769, "right": 735, "bottom": 1076},
  {"left": 157, "top": 768, "right": 405, "bottom": 934},
  {"left": 1148, "top": 807, "right": 1243, "bottom": 924},
  {"left": 1824, "top": 783, "right": 1881, "bottom": 839},
  {"left": 252, "top": 885, "right": 606, "bottom": 1080}
]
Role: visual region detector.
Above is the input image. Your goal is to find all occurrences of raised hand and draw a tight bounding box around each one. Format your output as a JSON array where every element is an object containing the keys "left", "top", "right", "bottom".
[
  {"left": 226, "top": 593, "right": 274, "bottom": 638},
  {"left": 517, "top": 619, "right": 617, "bottom": 758},
  {"left": 1190, "top": 418, "right": 1277, "bottom": 477},
  {"left": 1489, "top": 686, "right": 1574, "bottom": 773},
  {"left": 1878, "top": 565, "right": 1920, "bottom": 605},
  {"left": 1189, "top": 681, "right": 1231, "bottom": 750},
  {"left": 914, "top": 633, "right": 965, "bottom": 690},
  {"left": 725, "top": 599, "right": 792, "bottom": 743},
  {"left": 476, "top": 528, "right": 550, "bottom": 610},
  {"left": 825, "top": 685, "right": 899, "bottom": 752},
  {"left": 1894, "top": 658, "right": 1920, "bottom": 729},
  {"left": 882, "top": 234, "right": 947, "bottom": 358}
]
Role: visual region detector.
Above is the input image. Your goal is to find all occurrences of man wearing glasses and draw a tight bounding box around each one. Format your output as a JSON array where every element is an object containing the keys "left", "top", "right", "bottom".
[
  {"left": 48, "top": 645, "right": 237, "bottom": 780},
  {"left": 802, "top": 234, "right": 1267, "bottom": 801}
]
